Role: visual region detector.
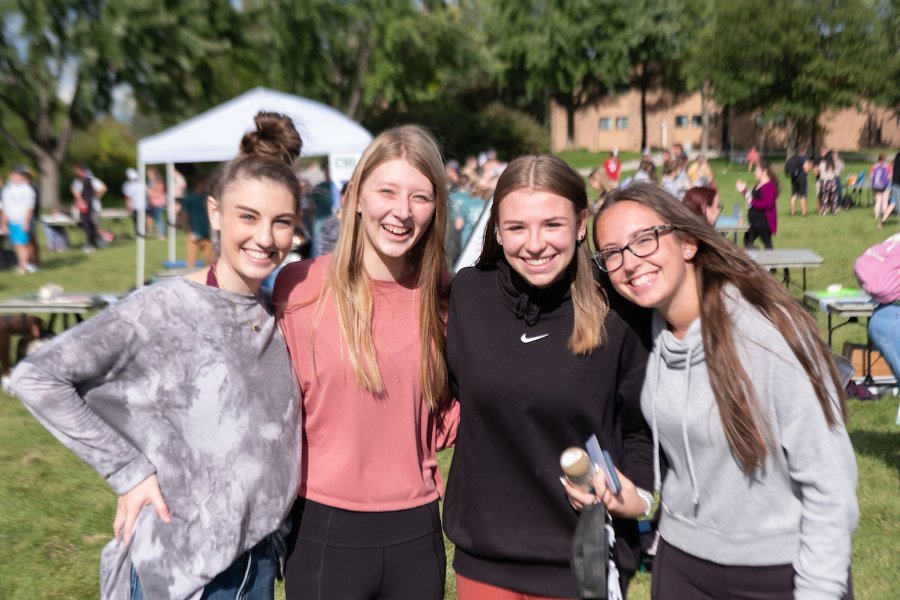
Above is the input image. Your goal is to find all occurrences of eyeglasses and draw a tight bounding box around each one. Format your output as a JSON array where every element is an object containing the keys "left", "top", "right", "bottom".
[{"left": 593, "top": 225, "right": 674, "bottom": 273}]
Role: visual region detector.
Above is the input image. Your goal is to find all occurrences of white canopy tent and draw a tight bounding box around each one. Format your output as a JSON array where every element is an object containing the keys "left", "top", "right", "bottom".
[{"left": 135, "top": 87, "right": 373, "bottom": 286}]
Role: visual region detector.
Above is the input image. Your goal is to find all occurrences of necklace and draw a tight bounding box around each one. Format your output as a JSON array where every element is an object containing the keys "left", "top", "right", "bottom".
[{"left": 207, "top": 264, "right": 263, "bottom": 333}]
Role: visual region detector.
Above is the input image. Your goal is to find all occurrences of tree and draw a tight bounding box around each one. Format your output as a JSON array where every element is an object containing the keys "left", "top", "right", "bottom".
[
  {"left": 489, "top": 0, "right": 638, "bottom": 148},
  {"left": 0, "top": 0, "right": 236, "bottom": 209},
  {"left": 628, "top": 0, "right": 688, "bottom": 151},
  {"left": 103, "top": 0, "right": 238, "bottom": 119},
  {"left": 678, "top": 0, "right": 716, "bottom": 154},
  {"left": 0, "top": 0, "right": 112, "bottom": 208},
  {"left": 704, "top": 0, "right": 874, "bottom": 156},
  {"left": 867, "top": 0, "right": 900, "bottom": 120},
  {"left": 252, "top": 0, "right": 490, "bottom": 123}
]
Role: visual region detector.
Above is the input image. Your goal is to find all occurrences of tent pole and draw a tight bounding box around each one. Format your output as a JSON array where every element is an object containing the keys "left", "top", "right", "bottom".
[
  {"left": 136, "top": 162, "right": 147, "bottom": 288},
  {"left": 166, "top": 162, "right": 176, "bottom": 264}
]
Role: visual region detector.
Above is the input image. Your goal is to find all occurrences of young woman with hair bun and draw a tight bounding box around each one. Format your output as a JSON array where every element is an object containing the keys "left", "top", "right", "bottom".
[
  {"left": 274, "top": 124, "right": 458, "bottom": 600},
  {"left": 12, "top": 111, "right": 304, "bottom": 600}
]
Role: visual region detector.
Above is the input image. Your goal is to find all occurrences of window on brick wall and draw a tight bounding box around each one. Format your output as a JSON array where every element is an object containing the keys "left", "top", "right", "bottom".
[
  {"left": 616, "top": 117, "right": 628, "bottom": 130},
  {"left": 692, "top": 115, "right": 703, "bottom": 127},
  {"left": 675, "top": 115, "right": 689, "bottom": 128},
  {"left": 599, "top": 117, "right": 612, "bottom": 130}
]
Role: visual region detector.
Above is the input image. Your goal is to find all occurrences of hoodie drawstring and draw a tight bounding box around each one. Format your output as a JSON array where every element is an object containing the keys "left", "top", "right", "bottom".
[
  {"left": 682, "top": 347, "right": 700, "bottom": 507},
  {"left": 652, "top": 333, "right": 701, "bottom": 508}
]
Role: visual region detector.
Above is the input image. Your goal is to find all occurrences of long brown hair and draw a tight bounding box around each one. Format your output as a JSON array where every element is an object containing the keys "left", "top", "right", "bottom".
[
  {"left": 478, "top": 155, "right": 607, "bottom": 354},
  {"left": 312, "top": 125, "right": 449, "bottom": 411},
  {"left": 596, "top": 182, "right": 846, "bottom": 471}
]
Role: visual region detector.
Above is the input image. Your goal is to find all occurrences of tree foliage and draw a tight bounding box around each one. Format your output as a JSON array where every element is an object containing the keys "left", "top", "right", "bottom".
[
  {"left": 0, "top": 0, "right": 113, "bottom": 206},
  {"left": 251, "top": 0, "right": 492, "bottom": 122},
  {"left": 1, "top": 0, "right": 893, "bottom": 190},
  {"left": 704, "top": 0, "right": 875, "bottom": 150},
  {"left": 868, "top": 0, "right": 900, "bottom": 113},
  {"left": 487, "top": 0, "right": 637, "bottom": 147},
  {"left": 0, "top": 0, "right": 238, "bottom": 208}
]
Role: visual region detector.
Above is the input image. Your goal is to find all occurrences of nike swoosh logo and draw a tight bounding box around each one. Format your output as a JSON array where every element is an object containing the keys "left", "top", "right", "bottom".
[{"left": 520, "top": 333, "right": 549, "bottom": 344}]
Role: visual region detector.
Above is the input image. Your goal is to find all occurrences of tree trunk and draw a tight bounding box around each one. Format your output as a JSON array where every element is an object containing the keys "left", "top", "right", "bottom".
[
  {"left": 345, "top": 33, "right": 372, "bottom": 122},
  {"left": 700, "top": 81, "right": 711, "bottom": 155},
  {"left": 640, "top": 67, "right": 648, "bottom": 150},
  {"left": 720, "top": 105, "right": 730, "bottom": 151},
  {"left": 785, "top": 117, "right": 797, "bottom": 158},
  {"left": 810, "top": 116, "right": 817, "bottom": 154},
  {"left": 36, "top": 150, "right": 62, "bottom": 211},
  {"left": 566, "top": 99, "right": 576, "bottom": 150}
]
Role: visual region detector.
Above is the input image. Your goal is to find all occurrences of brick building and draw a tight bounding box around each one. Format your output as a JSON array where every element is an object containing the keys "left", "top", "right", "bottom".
[{"left": 550, "top": 89, "right": 900, "bottom": 154}]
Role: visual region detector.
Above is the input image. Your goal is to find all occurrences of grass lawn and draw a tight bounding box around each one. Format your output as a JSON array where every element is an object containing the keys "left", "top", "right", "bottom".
[{"left": 2, "top": 159, "right": 899, "bottom": 598}]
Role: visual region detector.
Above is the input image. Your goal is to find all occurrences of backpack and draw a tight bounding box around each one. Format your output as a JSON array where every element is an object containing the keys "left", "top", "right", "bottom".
[
  {"left": 785, "top": 156, "right": 799, "bottom": 178},
  {"left": 854, "top": 236, "right": 900, "bottom": 304},
  {"left": 871, "top": 163, "right": 890, "bottom": 190}
]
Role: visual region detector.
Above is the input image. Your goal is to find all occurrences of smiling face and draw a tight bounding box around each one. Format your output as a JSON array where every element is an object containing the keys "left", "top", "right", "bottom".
[
  {"left": 496, "top": 188, "right": 587, "bottom": 288},
  {"left": 357, "top": 158, "right": 436, "bottom": 281},
  {"left": 209, "top": 177, "right": 296, "bottom": 294},
  {"left": 594, "top": 201, "right": 700, "bottom": 334}
]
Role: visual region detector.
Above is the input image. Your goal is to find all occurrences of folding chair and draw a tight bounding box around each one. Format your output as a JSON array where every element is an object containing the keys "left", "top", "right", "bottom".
[{"left": 846, "top": 171, "right": 866, "bottom": 207}]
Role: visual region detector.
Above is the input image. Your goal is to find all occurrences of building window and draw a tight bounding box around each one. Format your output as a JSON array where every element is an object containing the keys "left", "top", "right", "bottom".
[
  {"left": 675, "top": 115, "right": 688, "bottom": 128},
  {"left": 599, "top": 117, "right": 612, "bottom": 130},
  {"left": 616, "top": 117, "right": 628, "bottom": 130},
  {"left": 692, "top": 115, "right": 703, "bottom": 127}
]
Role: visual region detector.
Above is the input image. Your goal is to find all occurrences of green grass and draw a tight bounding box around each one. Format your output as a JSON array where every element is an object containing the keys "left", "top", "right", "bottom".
[
  {"left": 1, "top": 166, "right": 898, "bottom": 598},
  {"left": 557, "top": 149, "right": 643, "bottom": 171}
]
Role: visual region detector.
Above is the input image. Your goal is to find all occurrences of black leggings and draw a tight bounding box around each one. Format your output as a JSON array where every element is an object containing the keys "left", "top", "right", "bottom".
[
  {"left": 744, "top": 208, "right": 773, "bottom": 249},
  {"left": 651, "top": 536, "right": 853, "bottom": 600},
  {"left": 283, "top": 498, "right": 446, "bottom": 600}
]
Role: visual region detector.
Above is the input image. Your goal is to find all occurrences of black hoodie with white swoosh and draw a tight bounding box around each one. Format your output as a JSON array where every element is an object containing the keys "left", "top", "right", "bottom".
[{"left": 444, "top": 258, "right": 653, "bottom": 597}]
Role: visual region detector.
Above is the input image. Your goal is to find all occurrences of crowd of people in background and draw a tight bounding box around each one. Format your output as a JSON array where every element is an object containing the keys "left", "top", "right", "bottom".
[
  {"left": 4, "top": 143, "right": 897, "bottom": 279},
  {"left": 3, "top": 117, "right": 890, "bottom": 600}
]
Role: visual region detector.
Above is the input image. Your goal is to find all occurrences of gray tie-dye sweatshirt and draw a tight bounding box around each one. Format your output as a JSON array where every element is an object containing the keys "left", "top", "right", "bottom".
[{"left": 11, "top": 277, "right": 301, "bottom": 600}]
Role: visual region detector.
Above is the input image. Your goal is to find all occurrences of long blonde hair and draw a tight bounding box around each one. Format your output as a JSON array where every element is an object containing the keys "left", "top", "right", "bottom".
[
  {"left": 478, "top": 155, "right": 607, "bottom": 354},
  {"left": 314, "top": 125, "right": 449, "bottom": 410}
]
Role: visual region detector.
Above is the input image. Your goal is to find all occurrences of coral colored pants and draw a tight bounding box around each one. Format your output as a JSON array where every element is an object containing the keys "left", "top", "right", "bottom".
[{"left": 455, "top": 574, "right": 577, "bottom": 600}]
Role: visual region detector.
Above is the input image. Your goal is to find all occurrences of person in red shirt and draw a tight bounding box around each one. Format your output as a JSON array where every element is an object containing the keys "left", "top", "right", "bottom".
[
  {"left": 275, "top": 125, "right": 458, "bottom": 600},
  {"left": 747, "top": 145, "right": 761, "bottom": 172},
  {"left": 604, "top": 149, "right": 621, "bottom": 186}
]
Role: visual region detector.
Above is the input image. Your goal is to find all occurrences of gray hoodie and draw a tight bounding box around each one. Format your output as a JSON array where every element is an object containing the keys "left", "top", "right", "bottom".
[
  {"left": 643, "top": 290, "right": 858, "bottom": 599},
  {"left": 12, "top": 278, "right": 301, "bottom": 600}
]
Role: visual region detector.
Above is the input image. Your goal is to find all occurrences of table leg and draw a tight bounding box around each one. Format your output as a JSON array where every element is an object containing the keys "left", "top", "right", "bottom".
[
  {"left": 828, "top": 311, "right": 834, "bottom": 347},
  {"left": 864, "top": 317, "right": 874, "bottom": 386}
]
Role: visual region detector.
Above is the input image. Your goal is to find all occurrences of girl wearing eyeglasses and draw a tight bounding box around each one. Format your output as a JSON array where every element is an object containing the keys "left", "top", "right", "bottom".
[
  {"left": 580, "top": 182, "right": 857, "bottom": 600},
  {"left": 444, "top": 155, "right": 654, "bottom": 599}
]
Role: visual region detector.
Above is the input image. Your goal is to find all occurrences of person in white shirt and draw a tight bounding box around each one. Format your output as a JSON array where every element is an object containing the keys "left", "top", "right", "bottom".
[
  {"left": 122, "top": 167, "right": 147, "bottom": 236},
  {"left": 1, "top": 166, "right": 38, "bottom": 274}
]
